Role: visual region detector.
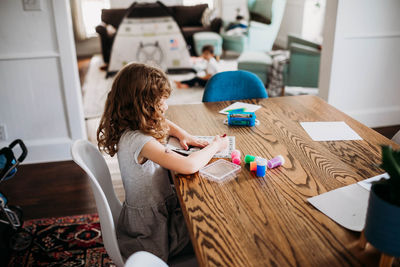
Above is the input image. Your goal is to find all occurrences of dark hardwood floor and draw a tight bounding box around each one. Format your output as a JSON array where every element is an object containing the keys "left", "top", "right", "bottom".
[
  {"left": 77, "top": 56, "right": 91, "bottom": 86},
  {"left": 0, "top": 161, "right": 96, "bottom": 220},
  {"left": 372, "top": 125, "right": 400, "bottom": 140}
]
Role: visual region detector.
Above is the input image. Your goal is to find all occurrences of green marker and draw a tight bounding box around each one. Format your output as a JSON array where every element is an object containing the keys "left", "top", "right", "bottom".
[{"left": 244, "top": 154, "right": 256, "bottom": 163}]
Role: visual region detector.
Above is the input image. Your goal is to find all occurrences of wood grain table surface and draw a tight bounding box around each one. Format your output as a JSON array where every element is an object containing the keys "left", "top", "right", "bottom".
[{"left": 166, "top": 95, "right": 400, "bottom": 267}]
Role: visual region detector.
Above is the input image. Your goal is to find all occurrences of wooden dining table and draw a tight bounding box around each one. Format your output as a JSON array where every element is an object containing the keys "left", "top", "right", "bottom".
[{"left": 166, "top": 95, "right": 400, "bottom": 267}]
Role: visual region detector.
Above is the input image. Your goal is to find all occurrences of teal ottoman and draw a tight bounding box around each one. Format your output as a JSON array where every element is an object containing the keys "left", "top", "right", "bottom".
[
  {"left": 237, "top": 51, "right": 272, "bottom": 85},
  {"left": 222, "top": 34, "right": 247, "bottom": 54},
  {"left": 193, "top": 32, "right": 223, "bottom": 57}
]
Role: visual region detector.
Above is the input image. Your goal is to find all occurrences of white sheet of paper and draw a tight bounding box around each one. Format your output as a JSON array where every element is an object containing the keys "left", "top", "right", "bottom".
[
  {"left": 357, "top": 173, "right": 389, "bottom": 191},
  {"left": 219, "top": 102, "right": 261, "bottom": 115},
  {"left": 300, "top": 121, "right": 362, "bottom": 141},
  {"left": 308, "top": 184, "right": 370, "bottom": 232}
]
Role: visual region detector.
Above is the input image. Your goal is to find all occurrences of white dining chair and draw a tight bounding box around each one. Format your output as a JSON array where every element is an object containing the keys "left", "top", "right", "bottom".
[
  {"left": 71, "top": 139, "right": 124, "bottom": 267},
  {"left": 125, "top": 251, "right": 168, "bottom": 267}
]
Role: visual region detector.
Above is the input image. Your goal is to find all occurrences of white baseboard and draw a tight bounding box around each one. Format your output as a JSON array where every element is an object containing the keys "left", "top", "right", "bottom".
[{"left": 346, "top": 106, "right": 400, "bottom": 128}]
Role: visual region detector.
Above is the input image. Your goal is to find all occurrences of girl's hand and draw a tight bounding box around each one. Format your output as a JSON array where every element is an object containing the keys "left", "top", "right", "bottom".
[
  {"left": 213, "top": 135, "right": 229, "bottom": 152},
  {"left": 179, "top": 134, "right": 209, "bottom": 150}
]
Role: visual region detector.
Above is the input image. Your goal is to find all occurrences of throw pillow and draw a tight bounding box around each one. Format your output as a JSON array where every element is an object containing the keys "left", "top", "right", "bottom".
[{"left": 201, "top": 8, "right": 217, "bottom": 28}]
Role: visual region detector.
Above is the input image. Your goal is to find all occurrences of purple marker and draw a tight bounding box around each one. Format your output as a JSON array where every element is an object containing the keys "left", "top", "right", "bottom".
[{"left": 267, "top": 155, "right": 285, "bottom": 169}]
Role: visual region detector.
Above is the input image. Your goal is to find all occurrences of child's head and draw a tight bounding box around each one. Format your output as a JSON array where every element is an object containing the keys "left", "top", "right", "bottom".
[
  {"left": 201, "top": 45, "right": 214, "bottom": 60},
  {"left": 236, "top": 15, "right": 244, "bottom": 21},
  {"left": 97, "top": 62, "right": 172, "bottom": 156}
]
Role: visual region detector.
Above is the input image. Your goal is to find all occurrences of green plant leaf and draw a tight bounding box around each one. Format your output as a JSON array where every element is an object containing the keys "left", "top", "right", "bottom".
[{"left": 379, "top": 146, "right": 400, "bottom": 206}]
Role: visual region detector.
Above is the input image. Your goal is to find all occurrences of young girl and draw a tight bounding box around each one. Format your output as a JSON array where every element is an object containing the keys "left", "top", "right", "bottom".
[{"left": 97, "top": 63, "right": 228, "bottom": 262}]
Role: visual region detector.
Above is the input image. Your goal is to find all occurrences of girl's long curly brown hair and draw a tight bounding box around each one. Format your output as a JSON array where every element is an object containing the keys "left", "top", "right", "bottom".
[{"left": 97, "top": 63, "right": 172, "bottom": 156}]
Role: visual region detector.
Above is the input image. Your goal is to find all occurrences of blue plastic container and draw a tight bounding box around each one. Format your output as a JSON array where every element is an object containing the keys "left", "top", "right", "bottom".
[{"left": 227, "top": 112, "right": 256, "bottom": 127}]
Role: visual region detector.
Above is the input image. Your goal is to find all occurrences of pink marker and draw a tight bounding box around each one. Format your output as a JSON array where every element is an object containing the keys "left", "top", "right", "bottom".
[
  {"left": 231, "top": 149, "right": 241, "bottom": 165},
  {"left": 232, "top": 157, "right": 241, "bottom": 165},
  {"left": 267, "top": 155, "right": 285, "bottom": 169}
]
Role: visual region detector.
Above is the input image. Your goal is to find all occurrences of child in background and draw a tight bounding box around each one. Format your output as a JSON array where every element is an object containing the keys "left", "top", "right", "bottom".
[
  {"left": 97, "top": 63, "right": 228, "bottom": 262},
  {"left": 225, "top": 15, "right": 248, "bottom": 36},
  {"left": 175, "top": 45, "right": 219, "bottom": 88}
]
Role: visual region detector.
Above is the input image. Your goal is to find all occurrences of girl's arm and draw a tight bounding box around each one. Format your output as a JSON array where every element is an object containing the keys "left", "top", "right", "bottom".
[
  {"left": 166, "top": 119, "right": 208, "bottom": 149},
  {"left": 140, "top": 135, "right": 228, "bottom": 174}
]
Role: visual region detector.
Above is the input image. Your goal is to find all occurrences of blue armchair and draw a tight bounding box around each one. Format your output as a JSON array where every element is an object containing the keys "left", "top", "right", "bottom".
[
  {"left": 284, "top": 34, "right": 321, "bottom": 88},
  {"left": 222, "top": 0, "right": 286, "bottom": 54},
  {"left": 202, "top": 70, "right": 268, "bottom": 102}
]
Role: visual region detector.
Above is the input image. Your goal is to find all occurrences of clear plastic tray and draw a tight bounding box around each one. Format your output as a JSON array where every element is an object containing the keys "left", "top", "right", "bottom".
[{"left": 199, "top": 159, "right": 241, "bottom": 183}]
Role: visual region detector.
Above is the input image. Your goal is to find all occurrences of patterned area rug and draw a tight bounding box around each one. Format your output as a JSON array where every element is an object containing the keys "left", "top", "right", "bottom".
[{"left": 8, "top": 214, "right": 115, "bottom": 266}]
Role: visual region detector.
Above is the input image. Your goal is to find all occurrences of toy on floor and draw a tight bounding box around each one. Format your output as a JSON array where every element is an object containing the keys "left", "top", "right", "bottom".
[
  {"left": 107, "top": 2, "right": 193, "bottom": 76},
  {"left": 0, "top": 139, "right": 32, "bottom": 265}
]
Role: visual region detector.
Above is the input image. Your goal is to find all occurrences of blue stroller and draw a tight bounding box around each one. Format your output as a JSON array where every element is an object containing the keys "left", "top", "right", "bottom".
[{"left": 0, "top": 139, "right": 32, "bottom": 264}]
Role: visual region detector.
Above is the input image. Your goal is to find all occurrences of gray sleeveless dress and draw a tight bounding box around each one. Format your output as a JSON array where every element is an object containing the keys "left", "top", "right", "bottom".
[{"left": 116, "top": 130, "right": 189, "bottom": 261}]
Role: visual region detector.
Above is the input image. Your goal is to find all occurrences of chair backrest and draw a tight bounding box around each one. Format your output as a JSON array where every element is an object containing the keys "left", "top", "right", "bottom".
[
  {"left": 71, "top": 140, "right": 124, "bottom": 267},
  {"left": 247, "top": 0, "right": 287, "bottom": 52},
  {"left": 125, "top": 251, "right": 168, "bottom": 267},
  {"left": 202, "top": 70, "right": 268, "bottom": 102},
  {"left": 248, "top": 0, "right": 273, "bottom": 23}
]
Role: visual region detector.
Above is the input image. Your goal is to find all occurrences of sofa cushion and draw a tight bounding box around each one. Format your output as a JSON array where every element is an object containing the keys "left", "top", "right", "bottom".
[
  {"left": 181, "top": 26, "right": 210, "bottom": 39},
  {"left": 172, "top": 4, "right": 208, "bottom": 27}
]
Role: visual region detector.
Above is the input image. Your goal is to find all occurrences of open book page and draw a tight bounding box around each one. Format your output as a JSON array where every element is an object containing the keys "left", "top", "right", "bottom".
[{"left": 166, "top": 136, "right": 235, "bottom": 158}]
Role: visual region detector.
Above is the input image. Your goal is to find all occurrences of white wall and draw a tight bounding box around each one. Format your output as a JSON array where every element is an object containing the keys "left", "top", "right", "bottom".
[
  {"left": 275, "top": 0, "right": 305, "bottom": 48},
  {"left": 302, "top": 0, "right": 325, "bottom": 43},
  {"left": 218, "top": 0, "right": 249, "bottom": 22},
  {"left": 319, "top": 0, "right": 400, "bottom": 128},
  {"left": 0, "top": 0, "right": 86, "bottom": 163}
]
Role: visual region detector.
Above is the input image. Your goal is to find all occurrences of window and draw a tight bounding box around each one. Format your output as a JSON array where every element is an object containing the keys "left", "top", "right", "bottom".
[
  {"left": 81, "top": 0, "right": 110, "bottom": 38},
  {"left": 183, "top": 0, "right": 214, "bottom": 9}
]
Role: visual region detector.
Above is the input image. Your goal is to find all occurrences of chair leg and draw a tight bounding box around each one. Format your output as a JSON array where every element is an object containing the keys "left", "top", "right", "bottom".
[
  {"left": 359, "top": 230, "right": 368, "bottom": 249},
  {"left": 281, "top": 86, "right": 285, "bottom": 96},
  {"left": 379, "top": 253, "right": 394, "bottom": 267}
]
